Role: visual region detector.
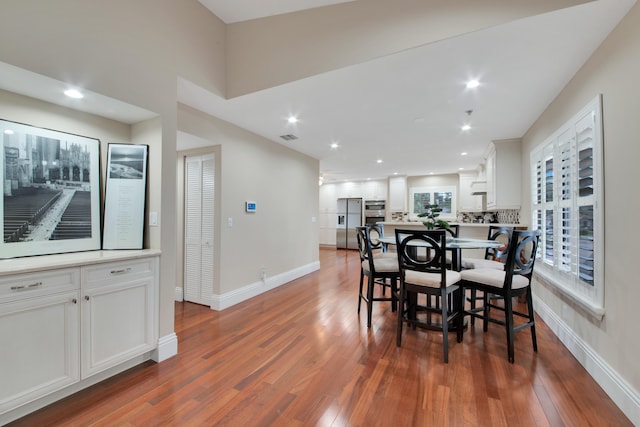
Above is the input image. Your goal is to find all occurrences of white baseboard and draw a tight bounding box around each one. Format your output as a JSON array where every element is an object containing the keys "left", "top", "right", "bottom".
[
  {"left": 210, "top": 261, "right": 320, "bottom": 311},
  {"left": 151, "top": 332, "right": 178, "bottom": 362},
  {"left": 534, "top": 296, "right": 640, "bottom": 426}
]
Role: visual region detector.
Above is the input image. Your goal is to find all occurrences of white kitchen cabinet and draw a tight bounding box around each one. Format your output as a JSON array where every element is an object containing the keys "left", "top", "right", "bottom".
[
  {"left": 458, "top": 171, "right": 483, "bottom": 211},
  {"left": 388, "top": 176, "right": 407, "bottom": 211},
  {"left": 485, "top": 139, "right": 522, "bottom": 210},
  {"left": 362, "top": 180, "right": 387, "bottom": 201},
  {"left": 0, "top": 251, "right": 159, "bottom": 422}
]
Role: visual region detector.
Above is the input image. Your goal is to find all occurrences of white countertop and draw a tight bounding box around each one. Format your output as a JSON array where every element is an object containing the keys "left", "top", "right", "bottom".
[{"left": 0, "top": 249, "right": 162, "bottom": 276}]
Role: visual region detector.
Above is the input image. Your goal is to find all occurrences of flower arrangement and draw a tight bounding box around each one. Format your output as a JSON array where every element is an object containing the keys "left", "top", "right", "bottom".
[{"left": 417, "top": 204, "right": 450, "bottom": 230}]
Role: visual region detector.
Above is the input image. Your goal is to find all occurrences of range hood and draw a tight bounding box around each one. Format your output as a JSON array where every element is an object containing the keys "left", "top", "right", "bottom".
[{"left": 470, "top": 180, "right": 487, "bottom": 195}]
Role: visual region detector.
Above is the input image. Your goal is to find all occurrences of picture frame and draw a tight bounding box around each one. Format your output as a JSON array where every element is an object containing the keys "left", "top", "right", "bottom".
[
  {"left": 1, "top": 118, "right": 102, "bottom": 258},
  {"left": 102, "top": 143, "right": 148, "bottom": 250}
]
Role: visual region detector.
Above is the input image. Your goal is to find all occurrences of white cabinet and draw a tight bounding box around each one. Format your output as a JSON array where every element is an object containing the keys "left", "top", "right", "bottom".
[
  {"left": 485, "top": 139, "right": 522, "bottom": 210},
  {"left": 81, "top": 257, "right": 158, "bottom": 378},
  {"left": 0, "top": 267, "right": 80, "bottom": 416},
  {"left": 362, "top": 180, "right": 387, "bottom": 201},
  {"left": 458, "top": 172, "right": 483, "bottom": 211},
  {"left": 0, "top": 251, "right": 159, "bottom": 421},
  {"left": 388, "top": 176, "right": 407, "bottom": 211}
]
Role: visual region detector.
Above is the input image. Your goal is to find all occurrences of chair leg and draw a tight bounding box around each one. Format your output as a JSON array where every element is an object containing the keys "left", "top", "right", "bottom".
[
  {"left": 366, "top": 276, "right": 375, "bottom": 328},
  {"left": 441, "top": 287, "right": 449, "bottom": 363},
  {"left": 357, "top": 270, "right": 364, "bottom": 314},
  {"left": 455, "top": 288, "right": 464, "bottom": 344},
  {"left": 482, "top": 292, "right": 490, "bottom": 332},
  {"left": 391, "top": 278, "right": 398, "bottom": 312},
  {"left": 526, "top": 288, "right": 538, "bottom": 352},
  {"left": 396, "top": 283, "right": 405, "bottom": 346},
  {"left": 469, "top": 289, "right": 477, "bottom": 326},
  {"left": 505, "top": 294, "right": 515, "bottom": 363}
]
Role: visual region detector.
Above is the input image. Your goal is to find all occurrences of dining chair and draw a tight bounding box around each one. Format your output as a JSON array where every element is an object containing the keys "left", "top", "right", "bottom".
[
  {"left": 461, "top": 225, "right": 514, "bottom": 324},
  {"left": 460, "top": 229, "right": 541, "bottom": 363},
  {"left": 461, "top": 226, "right": 513, "bottom": 270},
  {"left": 395, "top": 229, "right": 464, "bottom": 363},
  {"left": 356, "top": 226, "right": 399, "bottom": 328}
]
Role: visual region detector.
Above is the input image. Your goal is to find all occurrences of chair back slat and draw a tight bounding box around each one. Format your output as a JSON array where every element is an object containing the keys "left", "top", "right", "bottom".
[
  {"left": 503, "top": 229, "right": 541, "bottom": 289},
  {"left": 485, "top": 226, "right": 514, "bottom": 263},
  {"left": 395, "top": 229, "right": 448, "bottom": 284}
]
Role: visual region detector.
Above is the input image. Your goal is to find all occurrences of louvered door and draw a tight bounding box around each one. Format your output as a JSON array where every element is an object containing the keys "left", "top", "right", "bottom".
[{"left": 184, "top": 152, "right": 215, "bottom": 306}]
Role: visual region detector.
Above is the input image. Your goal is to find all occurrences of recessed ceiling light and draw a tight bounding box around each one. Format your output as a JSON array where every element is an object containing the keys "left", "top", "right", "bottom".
[
  {"left": 459, "top": 167, "right": 464, "bottom": 170},
  {"left": 330, "top": 142, "right": 339, "bottom": 149},
  {"left": 64, "top": 89, "right": 84, "bottom": 99},
  {"left": 393, "top": 172, "right": 398, "bottom": 175},
  {"left": 461, "top": 152, "right": 468, "bottom": 156},
  {"left": 461, "top": 124, "right": 471, "bottom": 131},
  {"left": 287, "top": 116, "right": 298, "bottom": 124},
  {"left": 4, "top": 129, "right": 14, "bottom": 135},
  {"left": 376, "top": 159, "right": 383, "bottom": 164},
  {"left": 466, "top": 79, "right": 480, "bottom": 89}
]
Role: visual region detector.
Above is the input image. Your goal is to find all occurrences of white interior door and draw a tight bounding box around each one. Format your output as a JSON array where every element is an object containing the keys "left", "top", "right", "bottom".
[{"left": 184, "top": 152, "right": 215, "bottom": 306}]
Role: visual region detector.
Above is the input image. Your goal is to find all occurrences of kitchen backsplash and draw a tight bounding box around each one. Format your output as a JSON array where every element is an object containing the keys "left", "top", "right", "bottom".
[{"left": 457, "top": 209, "right": 520, "bottom": 224}]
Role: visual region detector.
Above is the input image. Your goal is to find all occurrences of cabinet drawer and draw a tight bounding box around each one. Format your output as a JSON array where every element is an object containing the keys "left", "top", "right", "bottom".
[
  {"left": 83, "top": 257, "right": 156, "bottom": 287},
  {"left": 0, "top": 268, "right": 80, "bottom": 303}
]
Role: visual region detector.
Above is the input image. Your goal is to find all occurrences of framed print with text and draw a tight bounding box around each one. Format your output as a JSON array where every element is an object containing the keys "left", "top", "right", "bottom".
[
  {"left": 102, "top": 143, "right": 148, "bottom": 249},
  {"left": 0, "top": 118, "right": 102, "bottom": 258}
]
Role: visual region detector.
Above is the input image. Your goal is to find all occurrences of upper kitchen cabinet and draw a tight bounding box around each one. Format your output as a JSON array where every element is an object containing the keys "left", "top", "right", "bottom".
[
  {"left": 388, "top": 176, "right": 407, "bottom": 212},
  {"left": 458, "top": 171, "right": 484, "bottom": 211},
  {"left": 485, "top": 139, "right": 522, "bottom": 210},
  {"left": 362, "top": 180, "right": 387, "bottom": 201}
]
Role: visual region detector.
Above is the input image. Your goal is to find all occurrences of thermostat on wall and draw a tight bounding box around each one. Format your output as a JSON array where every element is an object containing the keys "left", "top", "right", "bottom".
[{"left": 245, "top": 201, "right": 257, "bottom": 213}]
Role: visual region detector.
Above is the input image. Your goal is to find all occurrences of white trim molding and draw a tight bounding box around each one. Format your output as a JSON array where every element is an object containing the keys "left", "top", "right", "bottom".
[
  {"left": 151, "top": 333, "right": 178, "bottom": 362},
  {"left": 534, "top": 296, "right": 639, "bottom": 426},
  {"left": 210, "top": 261, "right": 320, "bottom": 311}
]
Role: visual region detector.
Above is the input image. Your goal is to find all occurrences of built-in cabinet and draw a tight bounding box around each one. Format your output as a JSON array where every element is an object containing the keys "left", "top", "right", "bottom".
[
  {"left": 484, "top": 139, "right": 522, "bottom": 210},
  {"left": 0, "top": 251, "right": 159, "bottom": 421},
  {"left": 458, "top": 171, "right": 484, "bottom": 211}
]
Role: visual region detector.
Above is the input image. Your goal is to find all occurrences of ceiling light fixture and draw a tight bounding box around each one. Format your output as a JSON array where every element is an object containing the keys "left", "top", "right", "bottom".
[
  {"left": 466, "top": 79, "right": 480, "bottom": 89},
  {"left": 64, "top": 89, "right": 84, "bottom": 99},
  {"left": 330, "top": 142, "right": 339, "bottom": 149},
  {"left": 287, "top": 116, "right": 298, "bottom": 124},
  {"left": 461, "top": 124, "right": 471, "bottom": 131},
  {"left": 376, "top": 159, "right": 383, "bottom": 164},
  {"left": 461, "top": 152, "right": 468, "bottom": 156}
]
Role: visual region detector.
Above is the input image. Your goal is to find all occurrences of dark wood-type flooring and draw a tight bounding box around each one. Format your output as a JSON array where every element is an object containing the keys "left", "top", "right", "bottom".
[{"left": 8, "top": 248, "right": 631, "bottom": 426}]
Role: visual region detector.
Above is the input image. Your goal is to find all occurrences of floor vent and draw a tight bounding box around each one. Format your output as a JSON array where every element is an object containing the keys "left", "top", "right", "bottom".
[{"left": 280, "top": 134, "right": 298, "bottom": 141}]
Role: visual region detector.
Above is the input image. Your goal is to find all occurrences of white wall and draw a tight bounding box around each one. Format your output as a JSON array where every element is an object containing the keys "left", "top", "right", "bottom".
[
  {"left": 521, "top": 2, "right": 640, "bottom": 422},
  {"left": 0, "top": 0, "right": 225, "bottom": 342},
  {"left": 177, "top": 104, "right": 319, "bottom": 300}
]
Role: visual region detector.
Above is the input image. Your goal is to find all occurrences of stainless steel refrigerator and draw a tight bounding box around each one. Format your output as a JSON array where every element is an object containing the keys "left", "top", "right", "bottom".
[{"left": 336, "top": 198, "right": 362, "bottom": 249}]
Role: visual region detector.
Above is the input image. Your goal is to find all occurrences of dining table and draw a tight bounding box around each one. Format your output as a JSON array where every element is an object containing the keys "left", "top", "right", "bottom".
[
  {"left": 377, "top": 234, "right": 504, "bottom": 332},
  {"left": 377, "top": 235, "right": 503, "bottom": 272}
]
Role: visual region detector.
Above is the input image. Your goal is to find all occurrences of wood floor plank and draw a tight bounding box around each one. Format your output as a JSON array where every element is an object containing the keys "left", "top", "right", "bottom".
[{"left": 6, "top": 248, "right": 632, "bottom": 426}]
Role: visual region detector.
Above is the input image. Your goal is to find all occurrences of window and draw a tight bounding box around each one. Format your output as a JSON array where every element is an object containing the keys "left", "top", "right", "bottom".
[
  {"left": 530, "top": 95, "right": 603, "bottom": 313},
  {"left": 409, "top": 186, "right": 457, "bottom": 220}
]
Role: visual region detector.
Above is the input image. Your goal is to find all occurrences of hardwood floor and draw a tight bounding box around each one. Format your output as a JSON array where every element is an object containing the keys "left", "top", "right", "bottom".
[{"left": 8, "top": 248, "right": 631, "bottom": 426}]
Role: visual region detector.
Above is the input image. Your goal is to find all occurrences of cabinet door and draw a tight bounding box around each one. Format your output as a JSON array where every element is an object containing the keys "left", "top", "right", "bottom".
[
  {"left": 82, "top": 260, "right": 157, "bottom": 378},
  {"left": 0, "top": 292, "right": 80, "bottom": 415},
  {"left": 485, "top": 148, "right": 497, "bottom": 209}
]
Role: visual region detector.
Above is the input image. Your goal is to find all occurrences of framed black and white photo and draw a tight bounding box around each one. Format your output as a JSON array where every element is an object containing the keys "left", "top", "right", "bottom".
[
  {"left": 102, "top": 143, "right": 148, "bottom": 249},
  {"left": 0, "top": 118, "right": 102, "bottom": 258}
]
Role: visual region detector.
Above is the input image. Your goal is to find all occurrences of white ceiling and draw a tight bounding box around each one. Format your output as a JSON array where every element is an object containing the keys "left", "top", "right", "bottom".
[
  {"left": 186, "top": 0, "right": 634, "bottom": 183},
  {"left": 199, "top": 0, "right": 355, "bottom": 23}
]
